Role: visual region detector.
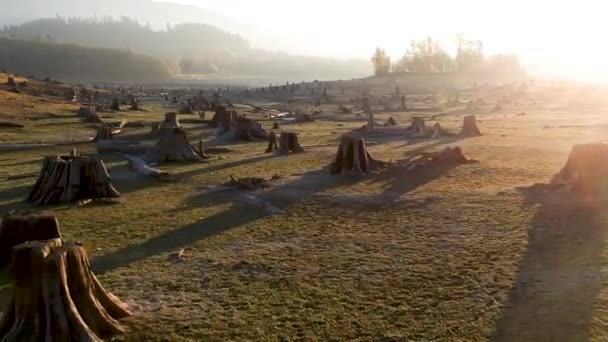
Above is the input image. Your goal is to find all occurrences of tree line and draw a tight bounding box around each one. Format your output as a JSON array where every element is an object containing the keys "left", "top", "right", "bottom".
[{"left": 372, "top": 35, "right": 523, "bottom": 77}]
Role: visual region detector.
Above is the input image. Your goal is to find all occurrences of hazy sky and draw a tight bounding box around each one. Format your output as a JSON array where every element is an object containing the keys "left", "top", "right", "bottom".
[{"left": 163, "top": 0, "right": 607, "bottom": 79}]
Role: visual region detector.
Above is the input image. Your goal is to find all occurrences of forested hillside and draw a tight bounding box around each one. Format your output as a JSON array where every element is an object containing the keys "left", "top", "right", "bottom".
[{"left": 0, "top": 37, "right": 170, "bottom": 82}]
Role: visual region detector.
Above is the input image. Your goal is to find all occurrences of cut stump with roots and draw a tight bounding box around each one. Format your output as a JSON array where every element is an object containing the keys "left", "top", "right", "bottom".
[
  {"left": 0, "top": 238, "right": 132, "bottom": 341},
  {"left": 0, "top": 210, "right": 62, "bottom": 271},
  {"left": 78, "top": 107, "right": 102, "bottom": 124},
  {"left": 550, "top": 142, "right": 608, "bottom": 196},
  {"left": 265, "top": 131, "right": 278, "bottom": 153},
  {"left": 405, "top": 117, "right": 427, "bottom": 136},
  {"left": 330, "top": 136, "right": 385, "bottom": 175},
  {"left": 277, "top": 132, "right": 304, "bottom": 155},
  {"left": 27, "top": 153, "right": 120, "bottom": 205},
  {"left": 231, "top": 117, "right": 268, "bottom": 140},
  {"left": 460, "top": 115, "right": 482, "bottom": 136},
  {"left": 143, "top": 127, "right": 205, "bottom": 163}
]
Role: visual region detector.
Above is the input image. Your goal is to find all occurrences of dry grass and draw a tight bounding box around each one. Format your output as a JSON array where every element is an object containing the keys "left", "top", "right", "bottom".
[{"left": 2, "top": 77, "right": 608, "bottom": 341}]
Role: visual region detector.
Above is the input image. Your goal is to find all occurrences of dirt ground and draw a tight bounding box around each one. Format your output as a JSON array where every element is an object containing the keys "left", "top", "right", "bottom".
[{"left": 2, "top": 72, "right": 608, "bottom": 341}]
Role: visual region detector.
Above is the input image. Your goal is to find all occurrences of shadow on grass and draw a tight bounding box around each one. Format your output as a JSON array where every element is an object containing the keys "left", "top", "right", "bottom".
[
  {"left": 492, "top": 186, "right": 608, "bottom": 341},
  {"left": 92, "top": 169, "right": 360, "bottom": 274},
  {"left": 0, "top": 272, "right": 12, "bottom": 313},
  {"left": 0, "top": 185, "right": 31, "bottom": 202}
]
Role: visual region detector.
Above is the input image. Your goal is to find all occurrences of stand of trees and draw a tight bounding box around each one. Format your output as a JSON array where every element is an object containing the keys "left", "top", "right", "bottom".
[{"left": 372, "top": 35, "right": 524, "bottom": 77}]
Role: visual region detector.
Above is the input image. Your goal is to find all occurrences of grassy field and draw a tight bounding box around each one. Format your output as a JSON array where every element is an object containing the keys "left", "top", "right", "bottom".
[{"left": 2, "top": 74, "right": 608, "bottom": 341}]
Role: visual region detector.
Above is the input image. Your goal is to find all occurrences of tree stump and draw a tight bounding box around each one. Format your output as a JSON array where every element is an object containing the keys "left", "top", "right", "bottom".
[
  {"left": 330, "top": 136, "right": 384, "bottom": 175},
  {"left": 110, "top": 98, "right": 120, "bottom": 111},
  {"left": 79, "top": 107, "right": 102, "bottom": 124},
  {"left": 143, "top": 127, "right": 205, "bottom": 163},
  {"left": 265, "top": 131, "right": 278, "bottom": 153},
  {"left": 383, "top": 117, "right": 398, "bottom": 126},
  {"left": 277, "top": 132, "right": 304, "bottom": 155},
  {"left": 431, "top": 123, "right": 446, "bottom": 138},
  {"left": 406, "top": 117, "right": 427, "bottom": 135},
  {"left": 211, "top": 107, "right": 238, "bottom": 133},
  {"left": 27, "top": 154, "right": 121, "bottom": 205},
  {"left": 551, "top": 143, "right": 608, "bottom": 196},
  {"left": 129, "top": 96, "right": 139, "bottom": 110},
  {"left": 460, "top": 115, "right": 482, "bottom": 136},
  {"left": 94, "top": 126, "right": 113, "bottom": 141},
  {"left": 6, "top": 76, "right": 16, "bottom": 87},
  {"left": 0, "top": 210, "right": 62, "bottom": 271},
  {"left": 231, "top": 117, "right": 268, "bottom": 140},
  {"left": 272, "top": 122, "right": 280, "bottom": 130},
  {"left": 0, "top": 239, "right": 131, "bottom": 340}
]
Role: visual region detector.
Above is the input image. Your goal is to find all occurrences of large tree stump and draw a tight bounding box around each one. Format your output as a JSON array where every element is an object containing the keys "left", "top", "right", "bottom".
[
  {"left": 0, "top": 210, "right": 62, "bottom": 270},
  {"left": 231, "top": 117, "right": 268, "bottom": 140},
  {"left": 460, "top": 115, "right": 482, "bottom": 136},
  {"left": 151, "top": 112, "right": 181, "bottom": 137},
  {"left": 129, "top": 96, "right": 139, "bottom": 110},
  {"left": 6, "top": 76, "right": 16, "bottom": 87},
  {"left": 143, "top": 127, "right": 205, "bottom": 163},
  {"left": 431, "top": 123, "right": 446, "bottom": 138},
  {"left": 211, "top": 107, "right": 238, "bottom": 133},
  {"left": 551, "top": 143, "right": 608, "bottom": 196},
  {"left": 330, "top": 136, "right": 385, "bottom": 175},
  {"left": 27, "top": 154, "right": 120, "bottom": 205},
  {"left": 265, "top": 131, "right": 278, "bottom": 153},
  {"left": 79, "top": 107, "right": 102, "bottom": 124},
  {"left": 110, "top": 98, "right": 120, "bottom": 111},
  {"left": 93, "top": 126, "right": 113, "bottom": 141},
  {"left": 0, "top": 239, "right": 131, "bottom": 341},
  {"left": 405, "top": 117, "right": 427, "bottom": 135},
  {"left": 277, "top": 132, "right": 304, "bottom": 155}
]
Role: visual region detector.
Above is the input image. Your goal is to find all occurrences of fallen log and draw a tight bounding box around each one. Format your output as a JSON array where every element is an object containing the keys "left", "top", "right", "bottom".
[{"left": 116, "top": 153, "right": 169, "bottom": 178}]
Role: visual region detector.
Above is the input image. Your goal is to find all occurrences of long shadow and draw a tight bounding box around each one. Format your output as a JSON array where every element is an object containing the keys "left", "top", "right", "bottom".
[
  {"left": 0, "top": 185, "right": 31, "bottom": 202},
  {"left": 492, "top": 186, "right": 608, "bottom": 341},
  {"left": 369, "top": 162, "right": 464, "bottom": 196},
  {"left": 92, "top": 169, "right": 360, "bottom": 274},
  {"left": 174, "top": 154, "right": 276, "bottom": 180}
]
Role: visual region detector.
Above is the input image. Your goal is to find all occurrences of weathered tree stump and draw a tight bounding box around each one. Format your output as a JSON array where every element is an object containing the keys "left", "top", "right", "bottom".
[
  {"left": 94, "top": 126, "right": 113, "bottom": 141},
  {"left": 431, "top": 123, "right": 446, "bottom": 138},
  {"left": 277, "top": 132, "right": 304, "bottom": 155},
  {"left": 6, "top": 76, "right": 16, "bottom": 87},
  {"left": 383, "top": 117, "right": 398, "bottom": 126},
  {"left": 460, "top": 115, "right": 482, "bottom": 136},
  {"left": 265, "top": 131, "right": 278, "bottom": 153},
  {"left": 0, "top": 239, "right": 131, "bottom": 340},
  {"left": 211, "top": 107, "right": 238, "bottom": 133},
  {"left": 27, "top": 154, "right": 120, "bottom": 205},
  {"left": 272, "top": 122, "right": 280, "bottom": 130},
  {"left": 79, "top": 107, "right": 103, "bottom": 124},
  {"left": 129, "top": 96, "right": 139, "bottom": 110},
  {"left": 231, "top": 117, "right": 268, "bottom": 140},
  {"left": 551, "top": 143, "right": 608, "bottom": 196},
  {"left": 110, "top": 98, "right": 120, "bottom": 111},
  {"left": 143, "top": 127, "right": 205, "bottom": 163},
  {"left": 330, "top": 136, "right": 385, "bottom": 175},
  {"left": 406, "top": 117, "right": 427, "bottom": 135},
  {"left": 400, "top": 146, "right": 473, "bottom": 171},
  {"left": 0, "top": 210, "right": 62, "bottom": 270}
]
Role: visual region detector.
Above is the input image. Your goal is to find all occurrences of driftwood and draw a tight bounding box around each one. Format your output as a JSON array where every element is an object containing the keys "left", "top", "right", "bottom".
[
  {"left": 223, "top": 175, "right": 270, "bottom": 190},
  {"left": 117, "top": 153, "right": 169, "bottom": 178},
  {"left": 96, "top": 140, "right": 148, "bottom": 154},
  {"left": 143, "top": 127, "right": 204, "bottom": 163},
  {"left": 27, "top": 154, "right": 120, "bottom": 205},
  {"left": 0, "top": 210, "right": 62, "bottom": 270},
  {"left": 550, "top": 142, "right": 608, "bottom": 196},
  {"left": 460, "top": 115, "right": 482, "bottom": 136},
  {"left": 330, "top": 136, "right": 385, "bottom": 175},
  {"left": 0, "top": 238, "right": 131, "bottom": 340},
  {"left": 338, "top": 105, "right": 352, "bottom": 114}
]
